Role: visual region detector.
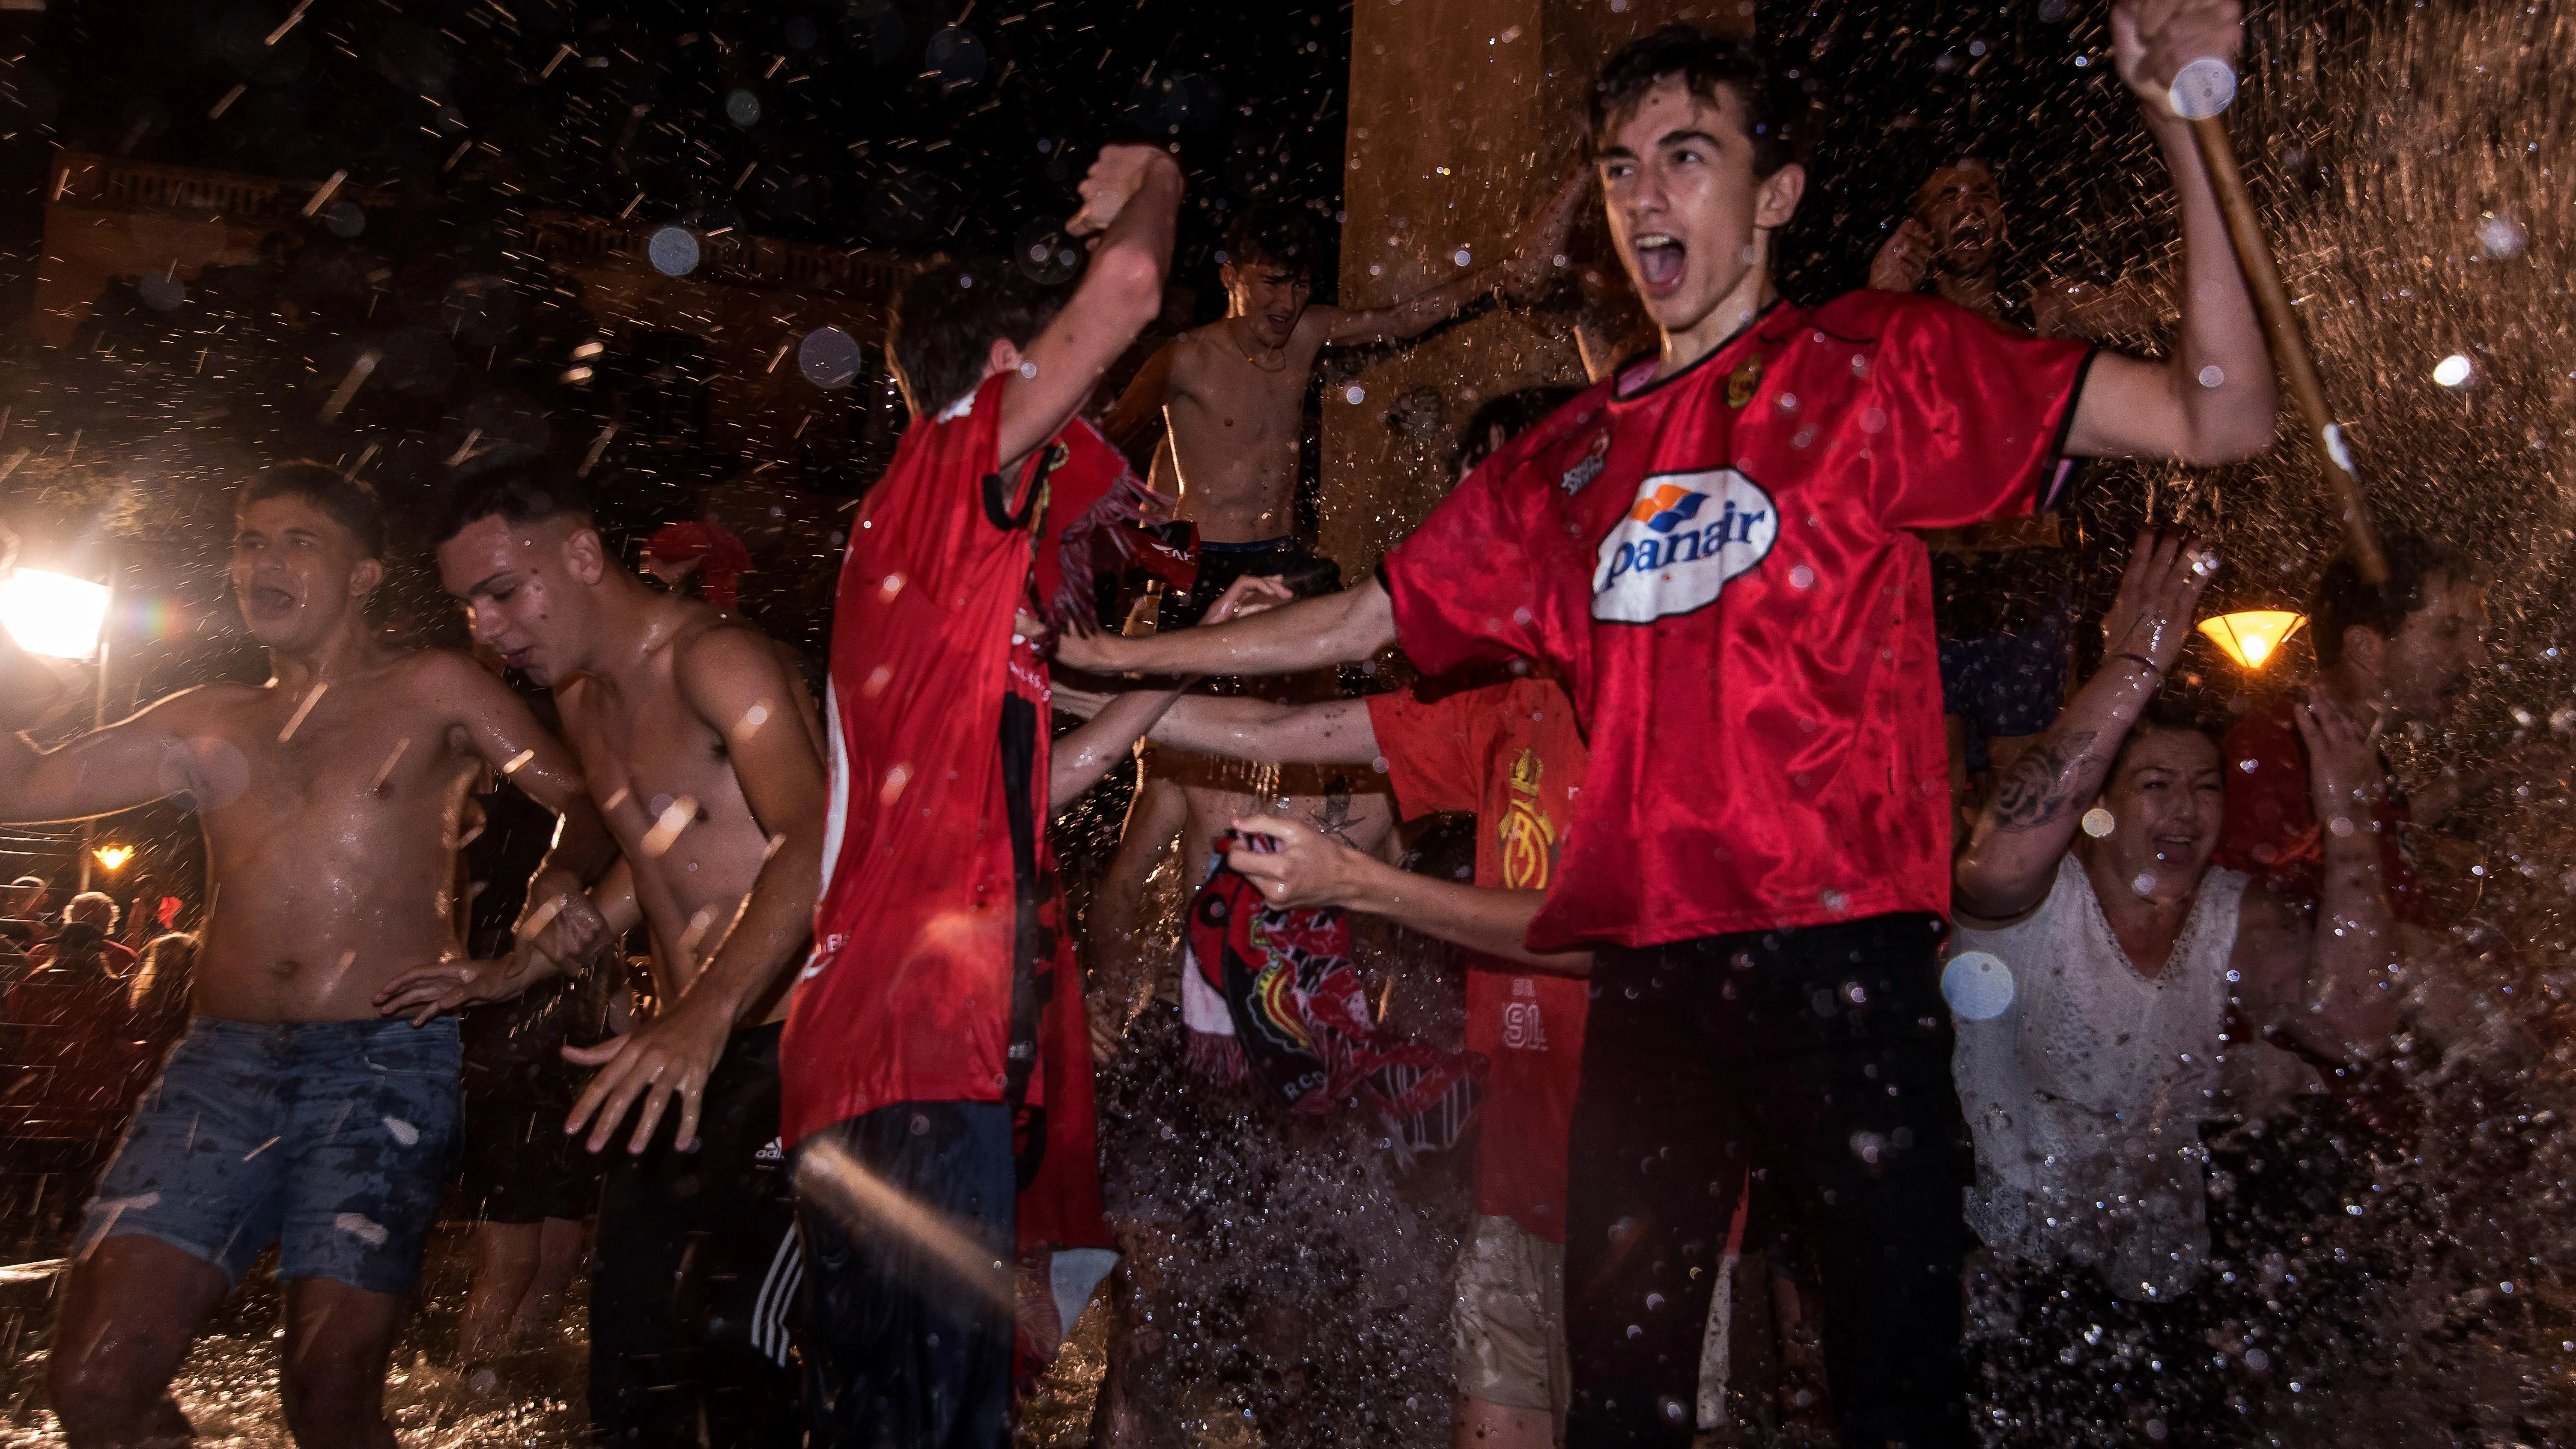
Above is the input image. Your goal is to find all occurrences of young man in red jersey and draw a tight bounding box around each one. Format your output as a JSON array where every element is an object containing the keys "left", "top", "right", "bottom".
[
  {"left": 1068, "top": 653, "right": 1591, "bottom": 1449},
  {"left": 1057, "top": 5, "right": 2277, "bottom": 1442},
  {"left": 785, "top": 142, "right": 1181, "bottom": 1449}
]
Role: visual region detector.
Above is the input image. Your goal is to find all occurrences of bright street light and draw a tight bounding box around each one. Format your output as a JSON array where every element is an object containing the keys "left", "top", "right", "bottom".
[
  {"left": 2198, "top": 610, "right": 2308, "bottom": 671},
  {"left": 0, "top": 568, "right": 111, "bottom": 660}
]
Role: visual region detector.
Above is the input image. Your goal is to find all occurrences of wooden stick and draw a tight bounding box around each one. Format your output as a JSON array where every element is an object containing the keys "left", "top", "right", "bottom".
[{"left": 2188, "top": 113, "right": 2388, "bottom": 585}]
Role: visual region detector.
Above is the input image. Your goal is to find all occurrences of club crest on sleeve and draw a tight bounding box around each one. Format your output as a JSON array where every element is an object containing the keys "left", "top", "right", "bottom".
[{"left": 1591, "top": 468, "right": 1778, "bottom": 623}]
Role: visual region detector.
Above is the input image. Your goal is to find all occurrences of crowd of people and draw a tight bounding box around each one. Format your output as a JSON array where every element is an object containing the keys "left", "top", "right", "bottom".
[{"left": 0, "top": 3, "right": 2533, "bottom": 1447}]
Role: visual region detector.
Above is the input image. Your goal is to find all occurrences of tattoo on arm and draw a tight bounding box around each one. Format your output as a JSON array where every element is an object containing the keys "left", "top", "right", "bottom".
[
  {"left": 1988, "top": 730, "right": 2103, "bottom": 833},
  {"left": 1309, "top": 779, "right": 1359, "bottom": 845}
]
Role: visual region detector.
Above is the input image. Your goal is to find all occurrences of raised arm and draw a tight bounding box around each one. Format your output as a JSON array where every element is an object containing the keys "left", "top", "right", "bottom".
[
  {"left": 1317, "top": 167, "right": 1589, "bottom": 346},
  {"left": 2062, "top": 0, "right": 2277, "bottom": 466},
  {"left": 2245, "top": 689, "right": 2403, "bottom": 1059},
  {"left": 567, "top": 627, "right": 830, "bottom": 1154},
  {"left": 997, "top": 145, "right": 1184, "bottom": 475},
  {"left": 1953, "top": 531, "right": 2213, "bottom": 918},
  {"left": 1226, "top": 815, "right": 1587, "bottom": 973},
  {"left": 1055, "top": 575, "right": 1396, "bottom": 680}
]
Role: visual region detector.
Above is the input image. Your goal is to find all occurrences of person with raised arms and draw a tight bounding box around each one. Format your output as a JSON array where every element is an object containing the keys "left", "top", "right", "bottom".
[{"left": 1057, "top": 6, "right": 2280, "bottom": 1441}]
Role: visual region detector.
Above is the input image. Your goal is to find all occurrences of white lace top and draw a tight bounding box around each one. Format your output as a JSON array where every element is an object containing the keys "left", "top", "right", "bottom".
[{"left": 1950, "top": 853, "right": 2248, "bottom": 1302}]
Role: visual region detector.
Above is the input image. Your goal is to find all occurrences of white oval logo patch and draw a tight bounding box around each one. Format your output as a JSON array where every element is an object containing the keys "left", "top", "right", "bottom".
[{"left": 1590, "top": 468, "right": 1779, "bottom": 623}]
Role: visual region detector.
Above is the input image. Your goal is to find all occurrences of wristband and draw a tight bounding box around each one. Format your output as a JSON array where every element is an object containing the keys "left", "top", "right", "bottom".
[{"left": 2114, "top": 652, "right": 2163, "bottom": 680}]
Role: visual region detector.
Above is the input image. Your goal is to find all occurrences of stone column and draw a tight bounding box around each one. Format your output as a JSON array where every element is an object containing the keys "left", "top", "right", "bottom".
[{"left": 1321, "top": 0, "right": 1750, "bottom": 578}]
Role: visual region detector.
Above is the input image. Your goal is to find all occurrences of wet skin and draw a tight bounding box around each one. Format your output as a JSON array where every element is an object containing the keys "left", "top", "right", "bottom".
[
  {"left": 0, "top": 495, "right": 601, "bottom": 1022},
  {"left": 22, "top": 493, "right": 608, "bottom": 1449},
  {"left": 425, "top": 511, "right": 829, "bottom": 1154}
]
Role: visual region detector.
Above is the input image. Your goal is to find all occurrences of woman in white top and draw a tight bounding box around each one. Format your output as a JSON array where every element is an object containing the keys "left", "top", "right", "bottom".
[{"left": 1948, "top": 531, "right": 2403, "bottom": 1305}]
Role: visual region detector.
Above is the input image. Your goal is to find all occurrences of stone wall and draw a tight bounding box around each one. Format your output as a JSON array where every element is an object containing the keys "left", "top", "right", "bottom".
[{"left": 1321, "top": 0, "right": 1750, "bottom": 578}]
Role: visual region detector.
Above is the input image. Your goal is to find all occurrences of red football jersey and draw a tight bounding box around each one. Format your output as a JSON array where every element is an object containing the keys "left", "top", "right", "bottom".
[
  {"left": 2214, "top": 691, "right": 2431, "bottom": 927},
  {"left": 788, "top": 373, "right": 1062, "bottom": 1143},
  {"left": 1368, "top": 671, "right": 1590, "bottom": 1240},
  {"left": 1380, "top": 292, "right": 2094, "bottom": 950}
]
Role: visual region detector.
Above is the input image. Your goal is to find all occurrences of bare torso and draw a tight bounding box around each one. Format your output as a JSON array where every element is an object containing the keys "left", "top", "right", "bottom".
[
  {"left": 1163, "top": 749, "right": 1396, "bottom": 888},
  {"left": 1156, "top": 319, "right": 1330, "bottom": 544},
  {"left": 558, "top": 612, "right": 823, "bottom": 1021},
  {"left": 162, "top": 652, "right": 508, "bottom": 1021}
]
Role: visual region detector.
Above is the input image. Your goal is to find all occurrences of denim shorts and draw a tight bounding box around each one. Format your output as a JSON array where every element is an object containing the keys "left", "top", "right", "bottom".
[{"left": 77, "top": 1015, "right": 462, "bottom": 1294}]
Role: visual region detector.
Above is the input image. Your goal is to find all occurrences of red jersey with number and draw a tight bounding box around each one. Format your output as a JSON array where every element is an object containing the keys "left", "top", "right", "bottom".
[
  {"left": 1380, "top": 292, "right": 2094, "bottom": 950},
  {"left": 1369, "top": 671, "right": 1591, "bottom": 1240},
  {"left": 2214, "top": 692, "right": 2432, "bottom": 927},
  {"left": 789, "top": 373, "right": 1061, "bottom": 1141}
]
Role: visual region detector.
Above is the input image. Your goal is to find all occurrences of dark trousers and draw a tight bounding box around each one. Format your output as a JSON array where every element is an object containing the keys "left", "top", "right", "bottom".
[
  {"left": 795, "top": 1101, "right": 1016, "bottom": 1449},
  {"left": 590, "top": 1023, "right": 803, "bottom": 1449},
  {"left": 1564, "top": 913, "right": 1972, "bottom": 1449}
]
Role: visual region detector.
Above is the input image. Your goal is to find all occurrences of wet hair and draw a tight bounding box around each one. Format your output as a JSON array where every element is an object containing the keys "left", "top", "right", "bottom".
[
  {"left": 429, "top": 465, "right": 595, "bottom": 549},
  {"left": 2108, "top": 700, "right": 2222, "bottom": 781},
  {"left": 1222, "top": 204, "right": 1325, "bottom": 283},
  {"left": 888, "top": 255, "right": 1067, "bottom": 417},
  {"left": 1453, "top": 386, "right": 1583, "bottom": 478},
  {"left": 65, "top": 891, "right": 115, "bottom": 930},
  {"left": 1589, "top": 26, "right": 1812, "bottom": 178},
  {"left": 237, "top": 462, "right": 386, "bottom": 561},
  {"left": 2310, "top": 532, "right": 2472, "bottom": 668}
]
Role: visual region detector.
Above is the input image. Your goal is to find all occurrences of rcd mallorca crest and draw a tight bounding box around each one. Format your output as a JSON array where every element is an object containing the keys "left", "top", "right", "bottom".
[{"left": 1590, "top": 468, "right": 1778, "bottom": 623}]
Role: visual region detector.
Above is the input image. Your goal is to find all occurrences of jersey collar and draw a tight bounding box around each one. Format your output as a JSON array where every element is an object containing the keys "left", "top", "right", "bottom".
[{"left": 1610, "top": 298, "right": 1789, "bottom": 405}]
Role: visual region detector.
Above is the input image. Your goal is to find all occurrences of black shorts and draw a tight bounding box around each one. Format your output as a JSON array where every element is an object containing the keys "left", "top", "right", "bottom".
[
  {"left": 1564, "top": 913, "right": 1973, "bottom": 1449},
  {"left": 589, "top": 1022, "right": 802, "bottom": 1449},
  {"left": 459, "top": 1092, "right": 600, "bottom": 1225}
]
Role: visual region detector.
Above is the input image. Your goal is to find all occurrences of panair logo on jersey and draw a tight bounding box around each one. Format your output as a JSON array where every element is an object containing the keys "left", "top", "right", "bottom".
[{"left": 1591, "top": 468, "right": 1778, "bottom": 623}]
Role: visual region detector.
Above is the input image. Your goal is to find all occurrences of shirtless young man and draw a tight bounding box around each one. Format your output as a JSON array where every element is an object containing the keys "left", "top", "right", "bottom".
[
  {"left": 23, "top": 464, "right": 609, "bottom": 1449},
  {"left": 378, "top": 467, "right": 830, "bottom": 1449},
  {"left": 1101, "top": 184, "right": 1587, "bottom": 623}
]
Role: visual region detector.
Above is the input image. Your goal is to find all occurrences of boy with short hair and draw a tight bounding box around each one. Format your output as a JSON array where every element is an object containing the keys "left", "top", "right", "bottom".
[
  {"left": 1102, "top": 186, "right": 1586, "bottom": 626},
  {"left": 1060, "top": 6, "right": 2278, "bottom": 1442},
  {"left": 785, "top": 143, "right": 1182, "bottom": 1448}
]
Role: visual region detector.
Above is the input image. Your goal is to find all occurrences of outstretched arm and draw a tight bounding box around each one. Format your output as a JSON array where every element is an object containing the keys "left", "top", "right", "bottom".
[
  {"left": 1953, "top": 531, "right": 2213, "bottom": 918},
  {"left": 2064, "top": 0, "right": 2276, "bottom": 465},
  {"left": 1226, "top": 815, "right": 1587, "bottom": 973},
  {"left": 1055, "top": 575, "right": 1396, "bottom": 680},
  {"left": 1051, "top": 687, "right": 1183, "bottom": 811},
  {"left": 1056, "top": 686, "right": 1381, "bottom": 769},
  {"left": 566, "top": 629, "right": 829, "bottom": 1155},
  {"left": 1317, "top": 167, "right": 1589, "bottom": 346},
  {"left": 997, "top": 145, "right": 1184, "bottom": 475}
]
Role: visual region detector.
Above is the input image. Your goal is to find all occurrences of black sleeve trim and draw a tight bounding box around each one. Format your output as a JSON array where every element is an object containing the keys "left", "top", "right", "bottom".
[{"left": 2032, "top": 344, "right": 2104, "bottom": 514}]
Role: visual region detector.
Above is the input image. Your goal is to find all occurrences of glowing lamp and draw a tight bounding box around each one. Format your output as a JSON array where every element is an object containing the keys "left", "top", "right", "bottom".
[
  {"left": 0, "top": 568, "right": 111, "bottom": 660},
  {"left": 2198, "top": 610, "right": 2307, "bottom": 671},
  {"left": 92, "top": 844, "right": 132, "bottom": 873}
]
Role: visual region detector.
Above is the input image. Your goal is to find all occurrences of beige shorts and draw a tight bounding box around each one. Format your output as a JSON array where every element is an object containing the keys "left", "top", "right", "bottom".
[{"left": 1452, "top": 1212, "right": 1571, "bottom": 1416}]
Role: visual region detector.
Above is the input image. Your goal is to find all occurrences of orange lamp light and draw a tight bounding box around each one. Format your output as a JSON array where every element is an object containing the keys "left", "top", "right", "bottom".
[
  {"left": 92, "top": 844, "right": 133, "bottom": 873},
  {"left": 2197, "top": 610, "right": 2307, "bottom": 671}
]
